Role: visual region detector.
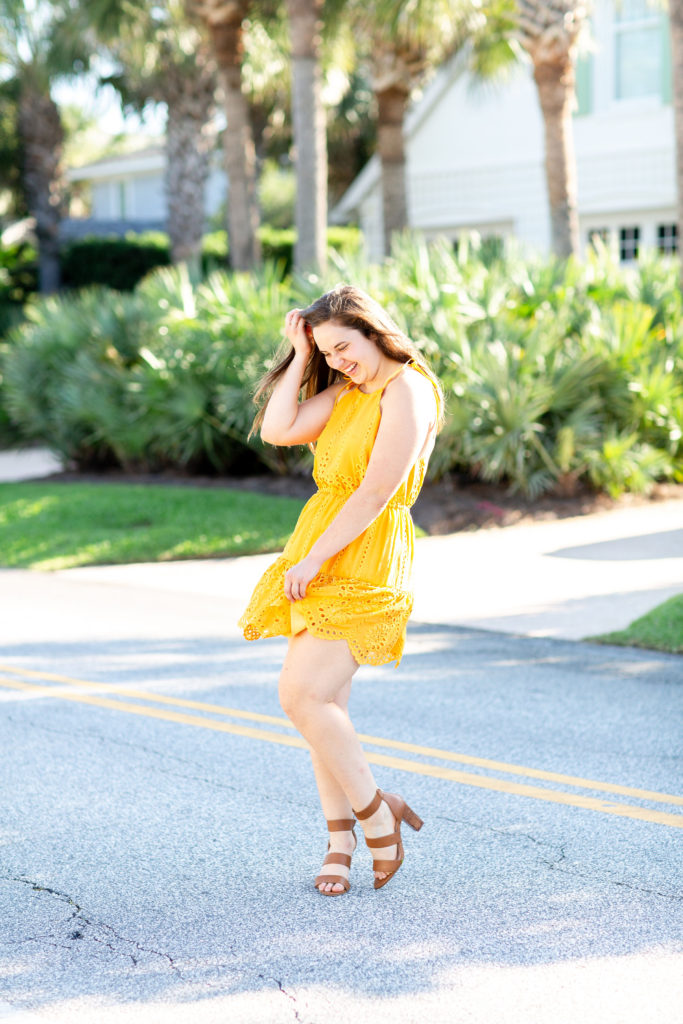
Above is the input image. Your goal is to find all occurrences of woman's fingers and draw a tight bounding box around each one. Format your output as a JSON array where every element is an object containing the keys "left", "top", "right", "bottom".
[
  {"left": 284, "top": 571, "right": 306, "bottom": 601},
  {"left": 284, "top": 556, "right": 320, "bottom": 601},
  {"left": 284, "top": 309, "right": 312, "bottom": 354}
]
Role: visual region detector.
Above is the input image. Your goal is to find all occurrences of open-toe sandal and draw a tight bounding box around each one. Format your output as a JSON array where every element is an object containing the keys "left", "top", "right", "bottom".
[
  {"left": 354, "top": 788, "right": 423, "bottom": 890},
  {"left": 313, "top": 818, "right": 357, "bottom": 896}
]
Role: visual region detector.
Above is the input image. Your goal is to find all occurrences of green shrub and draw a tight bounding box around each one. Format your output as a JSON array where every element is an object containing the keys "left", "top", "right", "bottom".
[
  {"left": 0, "top": 241, "right": 38, "bottom": 337},
  {"left": 60, "top": 233, "right": 171, "bottom": 291},
  {"left": 259, "top": 225, "right": 364, "bottom": 273},
  {"left": 2, "top": 234, "right": 681, "bottom": 495},
  {"left": 2, "top": 264, "right": 303, "bottom": 473}
]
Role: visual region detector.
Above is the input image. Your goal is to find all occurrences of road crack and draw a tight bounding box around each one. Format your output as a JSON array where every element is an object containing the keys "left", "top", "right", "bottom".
[
  {"left": 1, "top": 873, "right": 183, "bottom": 970},
  {"left": 259, "top": 974, "right": 306, "bottom": 1023},
  {"left": 439, "top": 816, "right": 682, "bottom": 901}
]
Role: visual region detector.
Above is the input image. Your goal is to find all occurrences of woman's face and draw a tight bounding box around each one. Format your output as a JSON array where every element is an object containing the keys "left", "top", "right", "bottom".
[{"left": 311, "top": 320, "right": 382, "bottom": 386}]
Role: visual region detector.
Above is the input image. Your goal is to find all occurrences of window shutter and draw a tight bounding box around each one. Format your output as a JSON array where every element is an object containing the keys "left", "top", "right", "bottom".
[
  {"left": 575, "top": 53, "right": 593, "bottom": 116},
  {"left": 661, "top": 12, "right": 672, "bottom": 105}
]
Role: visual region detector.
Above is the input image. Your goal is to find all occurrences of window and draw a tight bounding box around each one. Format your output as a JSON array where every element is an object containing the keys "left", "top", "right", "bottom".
[
  {"left": 657, "top": 223, "right": 678, "bottom": 254},
  {"left": 614, "top": 0, "right": 661, "bottom": 101},
  {"left": 619, "top": 226, "right": 640, "bottom": 262}
]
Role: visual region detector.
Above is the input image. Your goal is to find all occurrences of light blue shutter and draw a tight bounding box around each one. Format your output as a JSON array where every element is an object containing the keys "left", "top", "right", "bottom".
[
  {"left": 575, "top": 53, "right": 593, "bottom": 116},
  {"left": 661, "top": 12, "right": 672, "bottom": 105}
]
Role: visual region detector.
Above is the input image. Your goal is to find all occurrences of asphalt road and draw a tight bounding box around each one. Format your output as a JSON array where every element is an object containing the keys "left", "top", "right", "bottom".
[{"left": 1, "top": 567, "right": 682, "bottom": 1024}]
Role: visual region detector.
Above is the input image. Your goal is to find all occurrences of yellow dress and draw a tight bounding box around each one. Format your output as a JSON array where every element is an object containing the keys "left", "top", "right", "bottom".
[{"left": 239, "top": 362, "right": 440, "bottom": 666}]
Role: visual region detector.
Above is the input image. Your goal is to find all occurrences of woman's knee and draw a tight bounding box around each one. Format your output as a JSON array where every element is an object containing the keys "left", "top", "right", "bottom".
[{"left": 278, "top": 671, "right": 312, "bottom": 722}]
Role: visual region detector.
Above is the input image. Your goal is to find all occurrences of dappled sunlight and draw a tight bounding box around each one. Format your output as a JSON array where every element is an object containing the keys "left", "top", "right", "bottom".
[
  {"left": 1, "top": 948, "right": 681, "bottom": 1024},
  {"left": 0, "top": 494, "right": 59, "bottom": 524}
]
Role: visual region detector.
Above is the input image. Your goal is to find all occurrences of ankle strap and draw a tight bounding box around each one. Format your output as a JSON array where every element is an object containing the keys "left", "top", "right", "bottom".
[
  {"left": 353, "top": 789, "right": 382, "bottom": 820},
  {"left": 327, "top": 818, "right": 356, "bottom": 832}
]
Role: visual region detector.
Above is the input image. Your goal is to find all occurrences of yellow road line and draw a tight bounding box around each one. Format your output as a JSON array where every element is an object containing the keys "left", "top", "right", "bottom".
[
  {"left": 1, "top": 675, "right": 682, "bottom": 830},
  {"left": 1, "top": 662, "right": 681, "bottom": 808},
  {"left": 0, "top": 677, "right": 307, "bottom": 749}
]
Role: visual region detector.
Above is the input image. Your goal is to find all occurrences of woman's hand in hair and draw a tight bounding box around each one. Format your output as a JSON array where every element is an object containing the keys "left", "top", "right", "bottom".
[{"left": 284, "top": 308, "right": 314, "bottom": 359}]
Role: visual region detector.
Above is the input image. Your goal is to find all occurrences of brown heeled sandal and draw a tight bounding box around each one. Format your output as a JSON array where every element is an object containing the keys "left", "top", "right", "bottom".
[
  {"left": 354, "top": 789, "right": 423, "bottom": 890},
  {"left": 313, "top": 818, "right": 357, "bottom": 896}
]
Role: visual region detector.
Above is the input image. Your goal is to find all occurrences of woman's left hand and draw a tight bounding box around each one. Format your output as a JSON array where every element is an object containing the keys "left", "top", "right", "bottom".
[{"left": 284, "top": 555, "right": 322, "bottom": 602}]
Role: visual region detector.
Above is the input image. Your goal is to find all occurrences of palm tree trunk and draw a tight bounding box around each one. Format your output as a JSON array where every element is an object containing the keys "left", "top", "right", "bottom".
[
  {"left": 18, "top": 87, "right": 64, "bottom": 292},
  {"left": 205, "top": 10, "right": 261, "bottom": 270},
  {"left": 669, "top": 0, "right": 683, "bottom": 288},
  {"left": 532, "top": 53, "right": 580, "bottom": 258},
  {"left": 164, "top": 58, "right": 217, "bottom": 276},
  {"left": 288, "top": 0, "right": 327, "bottom": 274},
  {"left": 376, "top": 84, "right": 410, "bottom": 257}
]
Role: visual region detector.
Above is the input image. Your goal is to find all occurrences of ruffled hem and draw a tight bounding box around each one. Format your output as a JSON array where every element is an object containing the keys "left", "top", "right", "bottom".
[{"left": 238, "top": 556, "right": 412, "bottom": 667}]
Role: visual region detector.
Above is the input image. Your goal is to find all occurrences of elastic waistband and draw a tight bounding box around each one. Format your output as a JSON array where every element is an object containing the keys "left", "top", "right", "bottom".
[{"left": 315, "top": 484, "right": 411, "bottom": 510}]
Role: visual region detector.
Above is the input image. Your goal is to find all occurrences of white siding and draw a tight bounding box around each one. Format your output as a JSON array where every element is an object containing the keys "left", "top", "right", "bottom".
[
  {"left": 129, "top": 174, "right": 165, "bottom": 220},
  {"left": 347, "top": 0, "right": 674, "bottom": 261},
  {"left": 70, "top": 147, "right": 226, "bottom": 227}
]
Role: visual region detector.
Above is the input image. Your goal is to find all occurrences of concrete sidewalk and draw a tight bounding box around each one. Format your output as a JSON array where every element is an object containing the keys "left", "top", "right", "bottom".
[
  {"left": 55, "top": 497, "right": 683, "bottom": 643},
  {"left": 0, "top": 447, "right": 62, "bottom": 481},
  {"left": 2, "top": 444, "right": 681, "bottom": 642}
]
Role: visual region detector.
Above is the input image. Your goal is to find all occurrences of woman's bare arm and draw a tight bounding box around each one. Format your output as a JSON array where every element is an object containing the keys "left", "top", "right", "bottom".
[{"left": 260, "top": 311, "right": 343, "bottom": 446}]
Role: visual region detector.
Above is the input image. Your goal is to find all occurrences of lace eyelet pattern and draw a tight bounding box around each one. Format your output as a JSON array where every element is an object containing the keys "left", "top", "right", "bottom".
[{"left": 239, "top": 364, "right": 439, "bottom": 666}]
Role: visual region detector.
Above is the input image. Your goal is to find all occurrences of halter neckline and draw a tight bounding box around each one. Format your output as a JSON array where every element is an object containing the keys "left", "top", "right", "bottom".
[{"left": 345, "top": 359, "right": 413, "bottom": 397}]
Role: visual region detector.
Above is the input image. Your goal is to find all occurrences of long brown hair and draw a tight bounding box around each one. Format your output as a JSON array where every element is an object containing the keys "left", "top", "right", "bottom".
[{"left": 250, "top": 283, "right": 444, "bottom": 436}]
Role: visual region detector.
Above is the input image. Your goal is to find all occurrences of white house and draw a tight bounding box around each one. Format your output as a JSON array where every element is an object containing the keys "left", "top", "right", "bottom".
[
  {"left": 64, "top": 145, "right": 226, "bottom": 237},
  {"left": 333, "top": 0, "right": 675, "bottom": 262}
]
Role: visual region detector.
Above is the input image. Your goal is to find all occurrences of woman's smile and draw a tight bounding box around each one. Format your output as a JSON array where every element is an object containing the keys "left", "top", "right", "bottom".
[{"left": 312, "top": 321, "right": 395, "bottom": 390}]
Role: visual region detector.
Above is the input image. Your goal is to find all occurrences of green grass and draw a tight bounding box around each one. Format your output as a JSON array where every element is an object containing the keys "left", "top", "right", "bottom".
[
  {"left": 0, "top": 482, "right": 304, "bottom": 570},
  {"left": 589, "top": 594, "right": 683, "bottom": 655}
]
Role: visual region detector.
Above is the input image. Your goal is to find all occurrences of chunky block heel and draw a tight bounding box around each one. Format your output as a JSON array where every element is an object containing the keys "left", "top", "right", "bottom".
[
  {"left": 354, "top": 788, "right": 423, "bottom": 890},
  {"left": 402, "top": 803, "right": 424, "bottom": 832}
]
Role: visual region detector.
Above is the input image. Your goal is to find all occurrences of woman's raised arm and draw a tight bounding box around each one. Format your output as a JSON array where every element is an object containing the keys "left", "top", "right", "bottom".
[{"left": 260, "top": 310, "right": 342, "bottom": 446}]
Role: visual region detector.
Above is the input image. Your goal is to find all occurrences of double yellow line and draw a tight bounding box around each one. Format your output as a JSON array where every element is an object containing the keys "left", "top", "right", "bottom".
[{"left": 1, "top": 662, "right": 682, "bottom": 829}]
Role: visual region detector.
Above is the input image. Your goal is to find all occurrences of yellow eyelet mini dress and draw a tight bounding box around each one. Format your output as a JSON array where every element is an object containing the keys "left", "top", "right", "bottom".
[{"left": 239, "top": 361, "right": 440, "bottom": 666}]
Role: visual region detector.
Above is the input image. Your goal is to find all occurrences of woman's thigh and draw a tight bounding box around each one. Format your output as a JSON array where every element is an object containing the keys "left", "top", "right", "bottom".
[{"left": 280, "top": 629, "right": 358, "bottom": 708}]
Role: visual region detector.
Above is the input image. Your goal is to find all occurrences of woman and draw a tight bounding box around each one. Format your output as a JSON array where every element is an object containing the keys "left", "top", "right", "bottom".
[{"left": 239, "top": 284, "right": 443, "bottom": 895}]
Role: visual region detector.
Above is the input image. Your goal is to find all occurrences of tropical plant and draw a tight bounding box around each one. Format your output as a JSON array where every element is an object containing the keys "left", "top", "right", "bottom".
[
  {"left": 344, "top": 0, "right": 476, "bottom": 257},
  {"left": 190, "top": 0, "right": 261, "bottom": 270},
  {"left": 287, "top": 0, "right": 327, "bottom": 273},
  {"left": 0, "top": 0, "right": 90, "bottom": 292},
  {"left": 2, "top": 238, "right": 681, "bottom": 495},
  {"left": 513, "top": 0, "right": 589, "bottom": 257},
  {"left": 85, "top": 0, "right": 217, "bottom": 275}
]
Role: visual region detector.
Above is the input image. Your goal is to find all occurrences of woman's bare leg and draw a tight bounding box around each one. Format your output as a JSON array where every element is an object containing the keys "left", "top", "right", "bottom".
[
  {"left": 308, "top": 681, "right": 356, "bottom": 893},
  {"left": 279, "top": 630, "right": 398, "bottom": 888}
]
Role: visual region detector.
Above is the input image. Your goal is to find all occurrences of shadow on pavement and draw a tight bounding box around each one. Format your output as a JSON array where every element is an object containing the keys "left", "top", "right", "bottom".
[{"left": 549, "top": 529, "right": 683, "bottom": 561}]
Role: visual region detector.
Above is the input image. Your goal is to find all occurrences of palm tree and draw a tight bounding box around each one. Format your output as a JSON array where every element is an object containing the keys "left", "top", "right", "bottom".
[
  {"left": 348, "top": 0, "right": 471, "bottom": 257},
  {"left": 288, "top": 0, "right": 327, "bottom": 273},
  {"left": 190, "top": 0, "right": 261, "bottom": 270},
  {"left": 514, "top": 0, "right": 589, "bottom": 258},
  {"left": 163, "top": 49, "right": 217, "bottom": 273},
  {"left": 0, "top": 0, "right": 86, "bottom": 292},
  {"left": 93, "top": 0, "right": 217, "bottom": 275}
]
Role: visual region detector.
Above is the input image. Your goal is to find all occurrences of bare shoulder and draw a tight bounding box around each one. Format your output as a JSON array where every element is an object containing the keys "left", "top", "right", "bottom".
[
  {"left": 327, "top": 380, "right": 347, "bottom": 401},
  {"left": 382, "top": 364, "right": 438, "bottom": 421}
]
